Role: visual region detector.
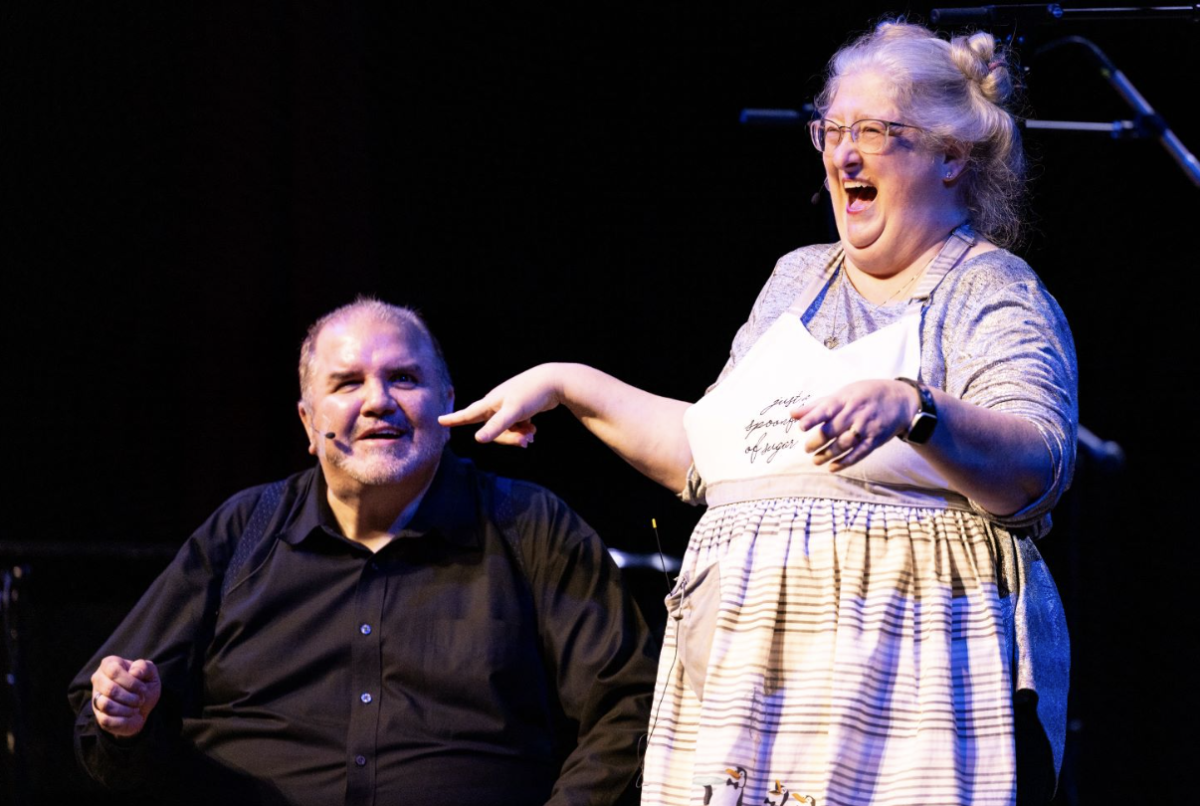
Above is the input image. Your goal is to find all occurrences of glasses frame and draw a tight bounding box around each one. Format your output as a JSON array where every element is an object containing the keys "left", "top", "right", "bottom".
[{"left": 808, "top": 118, "right": 922, "bottom": 155}]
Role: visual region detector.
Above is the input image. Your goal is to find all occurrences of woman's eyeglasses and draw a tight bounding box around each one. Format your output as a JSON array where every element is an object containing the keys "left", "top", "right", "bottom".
[{"left": 808, "top": 119, "right": 921, "bottom": 154}]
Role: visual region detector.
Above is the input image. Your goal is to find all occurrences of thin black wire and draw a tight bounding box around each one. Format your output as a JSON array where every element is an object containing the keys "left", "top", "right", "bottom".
[{"left": 637, "top": 518, "right": 682, "bottom": 790}]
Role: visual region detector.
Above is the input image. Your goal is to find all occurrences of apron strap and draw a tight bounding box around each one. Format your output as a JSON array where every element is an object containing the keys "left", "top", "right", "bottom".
[
  {"left": 909, "top": 223, "right": 976, "bottom": 303},
  {"left": 786, "top": 247, "right": 844, "bottom": 317}
]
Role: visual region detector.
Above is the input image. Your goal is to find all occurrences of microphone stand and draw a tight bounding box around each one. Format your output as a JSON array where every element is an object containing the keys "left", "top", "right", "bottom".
[
  {"left": 1029, "top": 35, "right": 1200, "bottom": 186},
  {"left": 924, "top": 5, "right": 1199, "bottom": 186},
  {"left": 930, "top": 4, "right": 1198, "bottom": 25}
]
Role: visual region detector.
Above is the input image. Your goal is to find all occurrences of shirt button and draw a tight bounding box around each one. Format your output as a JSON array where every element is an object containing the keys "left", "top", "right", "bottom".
[
  {"left": 360, "top": 692, "right": 373, "bottom": 704},
  {"left": 354, "top": 755, "right": 367, "bottom": 767},
  {"left": 359, "top": 624, "right": 372, "bottom": 635}
]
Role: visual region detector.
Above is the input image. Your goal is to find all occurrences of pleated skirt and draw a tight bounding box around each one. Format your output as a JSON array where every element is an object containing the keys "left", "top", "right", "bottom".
[{"left": 641, "top": 496, "right": 1021, "bottom": 806}]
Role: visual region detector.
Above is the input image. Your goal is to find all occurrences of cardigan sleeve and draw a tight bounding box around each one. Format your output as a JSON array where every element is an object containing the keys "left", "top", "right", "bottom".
[{"left": 925, "top": 253, "right": 1078, "bottom": 536}]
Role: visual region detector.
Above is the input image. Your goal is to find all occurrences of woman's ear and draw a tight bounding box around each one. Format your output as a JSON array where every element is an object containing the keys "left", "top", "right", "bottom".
[{"left": 941, "top": 144, "right": 969, "bottom": 183}]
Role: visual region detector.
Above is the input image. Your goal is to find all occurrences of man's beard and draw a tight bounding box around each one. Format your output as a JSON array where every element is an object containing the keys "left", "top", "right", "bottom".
[{"left": 324, "top": 433, "right": 445, "bottom": 487}]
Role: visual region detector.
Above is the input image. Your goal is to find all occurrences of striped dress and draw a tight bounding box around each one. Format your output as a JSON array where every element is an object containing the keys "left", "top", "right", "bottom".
[{"left": 640, "top": 241, "right": 1073, "bottom": 806}]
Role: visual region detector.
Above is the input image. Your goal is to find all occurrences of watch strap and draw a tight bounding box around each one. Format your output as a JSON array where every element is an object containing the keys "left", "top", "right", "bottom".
[{"left": 895, "top": 377, "right": 937, "bottom": 444}]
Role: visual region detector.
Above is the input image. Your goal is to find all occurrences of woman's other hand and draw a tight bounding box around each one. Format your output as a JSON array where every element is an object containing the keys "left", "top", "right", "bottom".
[
  {"left": 793, "top": 377, "right": 1052, "bottom": 516},
  {"left": 791, "top": 379, "right": 916, "bottom": 472}
]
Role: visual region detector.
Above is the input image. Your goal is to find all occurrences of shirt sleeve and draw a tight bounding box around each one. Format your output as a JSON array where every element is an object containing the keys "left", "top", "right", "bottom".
[
  {"left": 66, "top": 491, "right": 252, "bottom": 790},
  {"left": 503, "top": 481, "right": 659, "bottom": 806},
  {"left": 933, "top": 260, "right": 1079, "bottom": 535}
]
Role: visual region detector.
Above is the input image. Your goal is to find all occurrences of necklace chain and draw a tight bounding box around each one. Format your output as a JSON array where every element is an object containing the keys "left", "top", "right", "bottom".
[
  {"left": 870, "top": 264, "right": 924, "bottom": 308},
  {"left": 823, "top": 267, "right": 848, "bottom": 349},
  {"left": 822, "top": 261, "right": 925, "bottom": 349}
]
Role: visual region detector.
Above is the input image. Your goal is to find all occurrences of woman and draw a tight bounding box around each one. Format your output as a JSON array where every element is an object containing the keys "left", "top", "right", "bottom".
[{"left": 442, "top": 22, "right": 1075, "bottom": 806}]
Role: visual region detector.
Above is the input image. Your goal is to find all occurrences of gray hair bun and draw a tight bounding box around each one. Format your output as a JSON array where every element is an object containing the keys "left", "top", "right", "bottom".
[{"left": 951, "top": 31, "right": 1014, "bottom": 108}]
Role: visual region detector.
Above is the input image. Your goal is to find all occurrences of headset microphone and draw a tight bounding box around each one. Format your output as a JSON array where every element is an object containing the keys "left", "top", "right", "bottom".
[{"left": 811, "top": 177, "right": 830, "bottom": 206}]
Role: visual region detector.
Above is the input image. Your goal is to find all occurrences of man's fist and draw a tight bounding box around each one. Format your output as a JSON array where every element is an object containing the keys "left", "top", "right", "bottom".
[{"left": 89, "top": 656, "right": 162, "bottom": 738}]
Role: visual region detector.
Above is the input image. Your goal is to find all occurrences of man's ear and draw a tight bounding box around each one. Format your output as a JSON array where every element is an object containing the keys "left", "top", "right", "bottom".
[
  {"left": 443, "top": 387, "right": 456, "bottom": 416},
  {"left": 298, "top": 400, "right": 318, "bottom": 456}
]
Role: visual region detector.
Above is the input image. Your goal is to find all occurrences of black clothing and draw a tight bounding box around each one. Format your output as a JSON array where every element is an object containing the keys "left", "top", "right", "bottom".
[{"left": 69, "top": 452, "right": 658, "bottom": 806}]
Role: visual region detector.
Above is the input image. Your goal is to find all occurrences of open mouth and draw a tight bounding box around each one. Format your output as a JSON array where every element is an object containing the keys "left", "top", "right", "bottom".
[
  {"left": 358, "top": 429, "right": 407, "bottom": 441},
  {"left": 845, "top": 182, "right": 877, "bottom": 212}
]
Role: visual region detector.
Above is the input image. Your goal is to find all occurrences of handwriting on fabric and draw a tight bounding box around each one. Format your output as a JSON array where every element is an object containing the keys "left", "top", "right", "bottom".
[{"left": 743, "top": 393, "right": 811, "bottom": 464}]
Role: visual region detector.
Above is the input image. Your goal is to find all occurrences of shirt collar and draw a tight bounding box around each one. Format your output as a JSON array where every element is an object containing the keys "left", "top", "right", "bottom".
[
  {"left": 280, "top": 448, "right": 479, "bottom": 550},
  {"left": 397, "top": 448, "right": 480, "bottom": 547}
]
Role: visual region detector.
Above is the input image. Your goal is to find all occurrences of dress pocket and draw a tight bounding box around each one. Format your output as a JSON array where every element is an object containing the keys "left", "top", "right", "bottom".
[{"left": 666, "top": 560, "right": 723, "bottom": 699}]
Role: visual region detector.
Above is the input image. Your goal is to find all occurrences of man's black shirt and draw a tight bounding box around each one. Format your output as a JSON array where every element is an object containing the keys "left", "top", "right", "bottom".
[{"left": 69, "top": 451, "right": 658, "bottom": 806}]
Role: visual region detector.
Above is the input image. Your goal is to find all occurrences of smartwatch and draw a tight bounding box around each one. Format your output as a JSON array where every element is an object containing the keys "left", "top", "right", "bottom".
[{"left": 895, "top": 377, "right": 937, "bottom": 444}]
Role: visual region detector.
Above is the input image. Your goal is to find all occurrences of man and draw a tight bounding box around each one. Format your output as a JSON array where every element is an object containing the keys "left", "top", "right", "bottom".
[{"left": 69, "top": 298, "right": 658, "bottom": 806}]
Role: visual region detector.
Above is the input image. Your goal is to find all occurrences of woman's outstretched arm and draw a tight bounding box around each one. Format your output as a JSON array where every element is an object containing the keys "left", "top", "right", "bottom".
[{"left": 440, "top": 362, "right": 694, "bottom": 492}]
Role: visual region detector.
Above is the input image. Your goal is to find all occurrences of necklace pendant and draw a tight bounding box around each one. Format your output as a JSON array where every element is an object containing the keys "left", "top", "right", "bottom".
[{"left": 823, "top": 335, "right": 839, "bottom": 349}]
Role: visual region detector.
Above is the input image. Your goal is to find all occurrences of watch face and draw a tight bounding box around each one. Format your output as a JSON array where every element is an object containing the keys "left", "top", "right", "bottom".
[{"left": 906, "top": 411, "right": 937, "bottom": 444}]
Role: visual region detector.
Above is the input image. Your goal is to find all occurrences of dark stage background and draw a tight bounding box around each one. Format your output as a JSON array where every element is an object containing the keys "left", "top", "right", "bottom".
[{"left": 4, "top": 3, "right": 1197, "bottom": 803}]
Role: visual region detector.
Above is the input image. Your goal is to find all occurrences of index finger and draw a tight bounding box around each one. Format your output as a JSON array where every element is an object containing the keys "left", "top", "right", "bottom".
[
  {"left": 129, "top": 659, "right": 159, "bottom": 684},
  {"left": 792, "top": 397, "right": 840, "bottom": 431},
  {"left": 438, "top": 398, "right": 499, "bottom": 427},
  {"left": 790, "top": 401, "right": 818, "bottom": 422}
]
